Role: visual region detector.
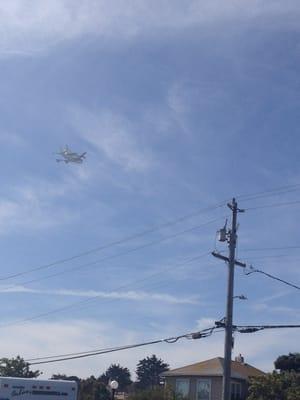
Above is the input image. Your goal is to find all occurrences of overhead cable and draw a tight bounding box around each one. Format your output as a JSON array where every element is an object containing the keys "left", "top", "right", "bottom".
[
  {"left": 26, "top": 327, "right": 218, "bottom": 365},
  {"left": 215, "top": 321, "right": 300, "bottom": 333},
  {"left": 3, "top": 184, "right": 300, "bottom": 282},
  {"left": 245, "top": 199, "right": 300, "bottom": 211},
  {"left": 1, "top": 217, "right": 222, "bottom": 290},
  {"left": 0, "top": 203, "right": 226, "bottom": 282},
  {"left": 241, "top": 246, "right": 300, "bottom": 252},
  {"left": 234, "top": 324, "right": 300, "bottom": 333},
  {"left": 0, "top": 252, "right": 210, "bottom": 330},
  {"left": 25, "top": 322, "right": 300, "bottom": 365},
  {"left": 245, "top": 266, "right": 300, "bottom": 290},
  {"left": 236, "top": 183, "right": 300, "bottom": 202}
]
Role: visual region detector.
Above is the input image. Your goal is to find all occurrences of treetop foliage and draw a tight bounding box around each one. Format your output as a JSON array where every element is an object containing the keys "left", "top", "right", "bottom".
[
  {"left": 79, "top": 376, "right": 110, "bottom": 400},
  {"left": 0, "top": 356, "right": 41, "bottom": 378},
  {"left": 247, "top": 370, "right": 300, "bottom": 400},
  {"left": 274, "top": 353, "right": 300, "bottom": 372},
  {"left": 99, "top": 363, "right": 132, "bottom": 391},
  {"left": 136, "top": 355, "right": 169, "bottom": 390}
]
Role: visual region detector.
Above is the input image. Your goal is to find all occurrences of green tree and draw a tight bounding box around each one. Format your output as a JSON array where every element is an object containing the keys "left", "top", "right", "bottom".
[
  {"left": 136, "top": 355, "right": 169, "bottom": 390},
  {"left": 78, "top": 376, "right": 110, "bottom": 400},
  {"left": 0, "top": 356, "right": 41, "bottom": 378},
  {"left": 247, "top": 371, "right": 300, "bottom": 400},
  {"left": 275, "top": 353, "right": 300, "bottom": 372},
  {"left": 99, "top": 364, "right": 132, "bottom": 391}
]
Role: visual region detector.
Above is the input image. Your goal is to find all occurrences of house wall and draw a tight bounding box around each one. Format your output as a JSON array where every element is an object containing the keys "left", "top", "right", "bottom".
[
  {"left": 165, "top": 376, "right": 222, "bottom": 400},
  {"left": 165, "top": 376, "right": 247, "bottom": 400}
]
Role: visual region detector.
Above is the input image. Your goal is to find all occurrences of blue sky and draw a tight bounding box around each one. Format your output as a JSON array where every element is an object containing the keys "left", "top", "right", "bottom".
[{"left": 0, "top": 0, "right": 299, "bottom": 378}]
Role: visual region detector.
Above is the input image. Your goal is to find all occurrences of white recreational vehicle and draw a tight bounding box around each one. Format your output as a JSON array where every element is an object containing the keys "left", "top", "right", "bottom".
[{"left": 0, "top": 378, "right": 78, "bottom": 400}]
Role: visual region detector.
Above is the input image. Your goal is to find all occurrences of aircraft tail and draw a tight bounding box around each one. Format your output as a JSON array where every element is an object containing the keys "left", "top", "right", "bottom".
[{"left": 80, "top": 152, "right": 87, "bottom": 158}]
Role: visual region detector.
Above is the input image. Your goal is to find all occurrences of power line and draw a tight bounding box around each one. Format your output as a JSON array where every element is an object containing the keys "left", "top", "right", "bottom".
[
  {"left": 0, "top": 252, "right": 210, "bottom": 330},
  {"left": 241, "top": 254, "right": 300, "bottom": 263},
  {"left": 236, "top": 183, "right": 300, "bottom": 202},
  {"left": 241, "top": 246, "right": 300, "bottom": 252},
  {"left": 28, "top": 341, "right": 169, "bottom": 365},
  {"left": 26, "top": 327, "right": 219, "bottom": 365},
  {"left": 27, "top": 326, "right": 223, "bottom": 363},
  {"left": 3, "top": 183, "right": 300, "bottom": 283},
  {"left": 234, "top": 324, "right": 300, "bottom": 333},
  {"left": 244, "top": 266, "right": 300, "bottom": 290},
  {"left": 243, "top": 254, "right": 292, "bottom": 261},
  {"left": 215, "top": 321, "right": 300, "bottom": 333},
  {"left": 25, "top": 322, "right": 300, "bottom": 365},
  {"left": 3, "top": 185, "right": 300, "bottom": 282},
  {"left": 3, "top": 186, "right": 300, "bottom": 334},
  {"left": 0, "top": 203, "right": 226, "bottom": 282},
  {"left": 1, "top": 217, "right": 222, "bottom": 290},
  {"left": 245, "top": 199, "right": 300, "bottom": 211}
]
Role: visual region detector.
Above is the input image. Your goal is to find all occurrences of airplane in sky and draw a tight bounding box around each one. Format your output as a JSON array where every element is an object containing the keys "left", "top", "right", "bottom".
[{"left": 56, "top": 146, "right": 87, "bottom": 164}]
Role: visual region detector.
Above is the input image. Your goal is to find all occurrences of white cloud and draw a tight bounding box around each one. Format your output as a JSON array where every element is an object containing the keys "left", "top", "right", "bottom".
[
  {"left": 234, "top": 329, "right": 300, "bottom": 372},
  {"left": 251, "top": 302, "right": 300, "bottom": 318},
  {"left": 0, "top": 180, "right": 78, "bottom": 235},
  {"left": 254, "top": 290, "right": 293, "bottom": 304},
  {"left": 0, "top": 320, "right": 127, "bottom": 378},
  {"left": 0, "top": 285, "right": 198, "bottom": 305},
  {"left": 0, "top": 197, "right": 67, "bottom": 233},
  {"left": 0, "top": 1, "right": 299, "bottom": 55},
  {"left": 196, "top": 317, "right": 216, "bottom": 330},
  {"left": 70, "top": 107, "right": 154, "bottom": 171}
]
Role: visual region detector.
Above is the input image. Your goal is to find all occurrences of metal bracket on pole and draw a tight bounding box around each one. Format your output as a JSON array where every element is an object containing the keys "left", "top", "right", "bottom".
[
  {"left": 211, "top": 251, "right": 246, "bottom": 268},
  {"left": 227, "top": 203, "right": 245, "bottom": 213}
]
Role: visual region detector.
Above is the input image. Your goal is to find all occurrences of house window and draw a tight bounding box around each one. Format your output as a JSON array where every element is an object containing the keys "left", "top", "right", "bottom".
[
  {"left": 196, "top": 379, "right": 211, "bottom": 400},
  {"left": 176, "top": 379, "right": 190, "bottom": 398},
  {"left": 231, "top": 382, "right": 242, "bottom": 400}
]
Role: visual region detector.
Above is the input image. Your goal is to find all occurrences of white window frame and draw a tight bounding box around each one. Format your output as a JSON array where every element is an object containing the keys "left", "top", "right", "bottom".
[
  {"left": 230, "top": 382, "right": 242, "bottom": 400},
  {"left": 175, "top": 378, "right": 190, "bottom": 398},
  {"left": 196, "top": 379, "right": 211, "bottom": 400}
]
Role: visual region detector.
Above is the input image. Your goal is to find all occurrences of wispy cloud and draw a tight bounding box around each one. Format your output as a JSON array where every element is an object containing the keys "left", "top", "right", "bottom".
[
  {"left": 196, "top": 317, "right": 216, "bottom": 330},
  {"left": 251, "top": 302, "right": 300, "bottom": 317},
  {"left": 0, "top": 181, "right": 77, "bottom": 235},
  {"left": 70, "top": 106, "right": 154, "bottom": 171},
  {"left": 1, "top": 1, "right": 300, "bottom": 55},
  {"left": 0, "top": 285, "right": 199, "bottom": 305},
  {"left": 255, "top": 290, "right": 293, "bottom": 304}
]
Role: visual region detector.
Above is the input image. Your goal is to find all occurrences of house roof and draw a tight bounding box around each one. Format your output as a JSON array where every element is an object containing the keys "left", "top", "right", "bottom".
[{"left": 161, "top": 357, "right": 265, "bottom": 381}]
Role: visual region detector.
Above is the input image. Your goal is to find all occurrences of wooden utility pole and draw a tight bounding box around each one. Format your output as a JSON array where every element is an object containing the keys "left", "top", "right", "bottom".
[{"left": 212, "top": 198, "right": 245, "bottom": 400}]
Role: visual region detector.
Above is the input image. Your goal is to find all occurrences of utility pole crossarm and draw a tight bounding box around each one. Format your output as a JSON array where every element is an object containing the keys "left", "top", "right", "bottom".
[
  {"left": 227, "top": 202, "right": 245, "bottom": 213},
  {"left": 211, "top": 251, "right": 246, "bottom": 268}
]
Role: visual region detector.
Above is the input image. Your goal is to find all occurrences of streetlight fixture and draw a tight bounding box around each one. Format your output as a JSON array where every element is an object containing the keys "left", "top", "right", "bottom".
[{"left": 109, "top": 380, "right": 119, "bottom": 400}]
